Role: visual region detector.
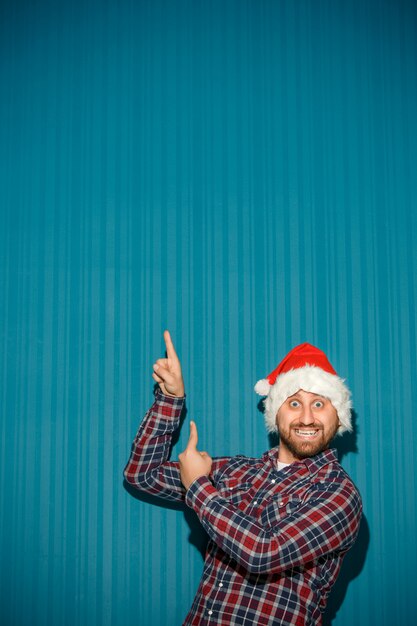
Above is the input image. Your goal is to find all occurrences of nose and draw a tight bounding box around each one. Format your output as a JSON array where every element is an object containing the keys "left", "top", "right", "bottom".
[{"left": 299, "top": 405, "right": 314, "bottom": 425}]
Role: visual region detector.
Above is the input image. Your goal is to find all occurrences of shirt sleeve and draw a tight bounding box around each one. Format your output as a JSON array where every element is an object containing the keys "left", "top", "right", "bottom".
[
  {"left": 123, "top": 389, "right": 231, "bottom": 502},
  {"left": 123, "top": 389, "right": 187, "bottom": 501},
  {"left": 185, "top": 475, "right": 363, "bottom": 575}
]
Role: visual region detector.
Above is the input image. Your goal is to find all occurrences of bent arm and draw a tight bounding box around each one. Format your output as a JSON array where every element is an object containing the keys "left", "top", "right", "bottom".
[
  {"left": 124, "top": 390, "right": 231, "bottom": 501},
  {"left": 185, "top": 476, "right": 362, "bottom": 575},
  {"left": 123, "top": 390, "right": 187, "bottom": 501}
]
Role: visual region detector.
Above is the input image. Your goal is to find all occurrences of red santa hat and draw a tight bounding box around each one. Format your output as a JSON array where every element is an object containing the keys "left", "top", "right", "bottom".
[{"left": 254, "top": 343, "right": 352, "bottom": 435}]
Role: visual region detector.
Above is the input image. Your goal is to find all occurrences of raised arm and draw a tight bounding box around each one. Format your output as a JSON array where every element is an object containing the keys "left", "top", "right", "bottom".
[
  {"left": 123, "top": 331, "right": 186, "bottom": 501},
  {"left": 124, "top": 331, "right": 228, "bottom": 501}
]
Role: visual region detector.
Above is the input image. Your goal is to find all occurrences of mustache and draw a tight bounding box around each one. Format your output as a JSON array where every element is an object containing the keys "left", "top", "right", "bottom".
[{"left": 291, "top": 424, "right": 323, "bottom": 430}]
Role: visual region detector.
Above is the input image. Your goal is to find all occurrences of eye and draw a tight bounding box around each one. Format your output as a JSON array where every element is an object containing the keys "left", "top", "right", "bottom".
[
  {"left": 289, "top": 399, "right": 300, "bottom": 408},
  {"left": 313, "top": 400, "right": 324, "bottom": 409}
]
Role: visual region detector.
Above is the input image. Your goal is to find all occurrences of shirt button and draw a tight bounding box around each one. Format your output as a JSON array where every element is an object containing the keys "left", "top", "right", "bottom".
[
  {"left": 208, "top": 610, "right": 213, "bottom": 615},
  {"left": 271, "top": 479, "right": 276, "bottom": 483},
  {"left": 253, "top": 501, "right": 258, "bottom": 505},
  {"left": 279, "top": 501, "right": 285, "bottom": 506},
  {"left": 219, "top": 582, "right": 223, "bottom": 587}
]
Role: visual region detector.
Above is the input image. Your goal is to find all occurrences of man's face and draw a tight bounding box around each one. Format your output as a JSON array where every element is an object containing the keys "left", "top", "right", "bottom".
[{"left": 276, "top": 389, "right": 340, "bottom": 463}]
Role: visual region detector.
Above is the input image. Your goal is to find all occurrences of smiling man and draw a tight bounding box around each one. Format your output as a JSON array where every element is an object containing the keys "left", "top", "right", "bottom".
[
  {"left": 124, "top": 335, "right": 362, "bottom": 625},
  {"left": 275, "top": 390, "right": 340, "bottom": 463}
]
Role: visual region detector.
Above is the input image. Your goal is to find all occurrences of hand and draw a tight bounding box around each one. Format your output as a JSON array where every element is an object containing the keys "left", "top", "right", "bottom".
[
  {"left": 152, "top": 330, "right": 185, "bottom": 397},
  {"left": 179, "top": 421, "right": 212, "bottom": 490}
]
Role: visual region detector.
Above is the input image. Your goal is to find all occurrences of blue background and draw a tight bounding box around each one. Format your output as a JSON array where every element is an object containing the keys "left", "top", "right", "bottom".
[{"left": 1, "top": 0, "right": 416, "bottom": 624}]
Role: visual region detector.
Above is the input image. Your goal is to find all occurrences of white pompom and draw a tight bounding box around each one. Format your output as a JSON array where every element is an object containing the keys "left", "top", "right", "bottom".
[{"left": 254, "top": 379, "right": 271, "bottom": 396}]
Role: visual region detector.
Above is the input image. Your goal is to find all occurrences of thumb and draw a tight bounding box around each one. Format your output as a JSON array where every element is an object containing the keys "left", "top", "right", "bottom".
[{"left": 187, "top": 420, "right": 198, "bottom": 450}]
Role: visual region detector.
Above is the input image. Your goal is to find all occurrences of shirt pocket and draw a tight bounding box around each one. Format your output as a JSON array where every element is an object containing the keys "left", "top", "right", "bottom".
[
  {"left": 217, "top": 478, "right": 254, "bottom": 506},
  {"left": 260, "top": 494, "right": 303, "bottom": 528}
]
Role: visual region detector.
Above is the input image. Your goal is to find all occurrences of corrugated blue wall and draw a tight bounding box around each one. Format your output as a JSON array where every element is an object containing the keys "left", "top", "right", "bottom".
[{"left": 1, "top": 0, "right": 416, "bottom": 624}]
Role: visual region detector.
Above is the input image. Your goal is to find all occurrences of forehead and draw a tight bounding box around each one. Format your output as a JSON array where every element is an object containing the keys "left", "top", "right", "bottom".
[{"left": 287, "top": 390, "right": 327, "bottom": 401}]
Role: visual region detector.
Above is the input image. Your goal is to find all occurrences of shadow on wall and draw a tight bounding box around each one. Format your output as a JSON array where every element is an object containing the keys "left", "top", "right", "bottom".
[
  {"left": 323, "top": 514, "right": 370, "bottom": 625},
  {"left": 324, "top": 410, "right": 370, "bottom": 624},
  {"left": 123, "top": 480, "right": 209, "bottom": 559}
]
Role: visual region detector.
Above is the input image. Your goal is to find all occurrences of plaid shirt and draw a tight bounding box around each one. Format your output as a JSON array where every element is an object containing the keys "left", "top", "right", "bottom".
[{"left": 124, "top": 390, "right": 362, "bottom": 626}]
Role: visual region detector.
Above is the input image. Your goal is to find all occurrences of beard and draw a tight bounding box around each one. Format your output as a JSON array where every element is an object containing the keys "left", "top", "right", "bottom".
[{"left": 278, "top": 421, "right": 339, "bottom": 460}]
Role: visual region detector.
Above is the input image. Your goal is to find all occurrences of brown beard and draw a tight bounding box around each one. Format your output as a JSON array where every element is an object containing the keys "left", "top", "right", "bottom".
[{"left": 278, "top": 422, "right": 339, "bottom": 460}]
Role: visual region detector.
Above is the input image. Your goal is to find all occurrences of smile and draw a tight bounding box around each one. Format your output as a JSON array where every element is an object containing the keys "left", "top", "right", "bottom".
[{"left": 294, "top": 429, "right": 320, "bottom": 438}]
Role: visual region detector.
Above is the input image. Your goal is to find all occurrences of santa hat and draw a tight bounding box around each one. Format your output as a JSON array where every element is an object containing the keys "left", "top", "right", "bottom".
[{"left": 255, "top": 343, "right": 352, "bottom": 435}]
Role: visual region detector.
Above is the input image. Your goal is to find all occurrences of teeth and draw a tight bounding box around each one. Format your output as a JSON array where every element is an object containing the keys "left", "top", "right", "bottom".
[{"left": 295, "top": 430, "right": 318, "bottom": 436}]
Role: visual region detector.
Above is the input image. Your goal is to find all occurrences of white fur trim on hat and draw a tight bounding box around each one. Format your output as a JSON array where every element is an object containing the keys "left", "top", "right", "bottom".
[{"left": 256, "top": 365, "right": 352, "bottom": 435}]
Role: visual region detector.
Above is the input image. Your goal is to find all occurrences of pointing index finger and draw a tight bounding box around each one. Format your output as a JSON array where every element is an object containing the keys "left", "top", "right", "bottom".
[
  {"left": 187, "top": 420, "right": 198, "bottom": 449},
  {"left": 163, "top": 330, "right": 179, "bottom": 361}
]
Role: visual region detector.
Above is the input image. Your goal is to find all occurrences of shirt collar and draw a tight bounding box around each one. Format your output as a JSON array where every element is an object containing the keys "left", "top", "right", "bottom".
[{"left": 265, "top": 446, "right": 338, "bottom": 475}]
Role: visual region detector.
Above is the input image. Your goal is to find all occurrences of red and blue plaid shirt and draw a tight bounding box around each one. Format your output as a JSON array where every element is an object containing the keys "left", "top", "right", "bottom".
[{"left": 124, "top": 390, "right": 362, "bottom": 625}]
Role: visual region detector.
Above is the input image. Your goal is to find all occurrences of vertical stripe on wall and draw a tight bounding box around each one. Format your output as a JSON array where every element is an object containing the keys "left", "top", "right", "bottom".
[{"left": 1, "top": 1, "right": 416, "bottom": 624}]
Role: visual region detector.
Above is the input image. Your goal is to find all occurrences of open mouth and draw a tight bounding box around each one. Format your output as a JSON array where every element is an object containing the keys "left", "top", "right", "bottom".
[{"left": 294, "top": 429, "right": 321, "bottom": 439}]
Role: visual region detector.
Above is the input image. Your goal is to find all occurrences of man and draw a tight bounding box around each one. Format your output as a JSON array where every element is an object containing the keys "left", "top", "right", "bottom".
[{"left": 124, "top": 331, "right": 362, "bottom": 625}]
